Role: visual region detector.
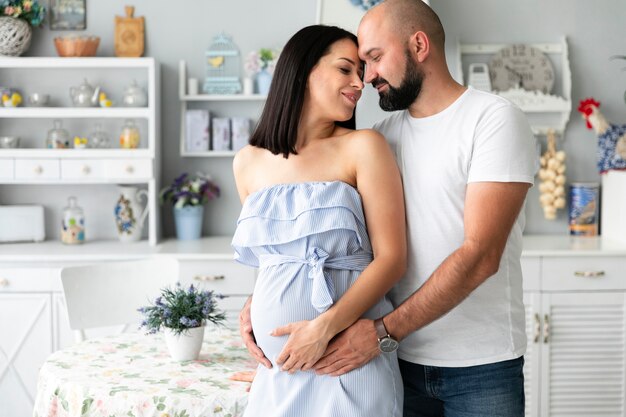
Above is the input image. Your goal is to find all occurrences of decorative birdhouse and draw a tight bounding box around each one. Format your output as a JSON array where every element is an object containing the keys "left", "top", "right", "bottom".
[{"left": 203, "top": 33, "right": 242, "bottom": 95}]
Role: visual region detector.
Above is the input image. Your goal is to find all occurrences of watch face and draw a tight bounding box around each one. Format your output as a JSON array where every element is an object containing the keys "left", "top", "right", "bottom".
[
  {"left": 488, "top": 44, "right": 555, "bottom": 94},
  {"left": 379, "top": 337, "right": 399, "bottom": 353}
]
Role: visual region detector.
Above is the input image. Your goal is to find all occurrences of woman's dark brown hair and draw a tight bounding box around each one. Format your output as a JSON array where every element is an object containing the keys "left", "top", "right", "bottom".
[{"left": 249, "top": 25, "right": 359, "bottom": 158}]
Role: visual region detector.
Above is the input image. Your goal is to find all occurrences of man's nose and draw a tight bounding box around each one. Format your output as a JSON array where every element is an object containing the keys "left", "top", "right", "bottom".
[{"left": 364, "top": 64, "right": 376, "bottom": 84}]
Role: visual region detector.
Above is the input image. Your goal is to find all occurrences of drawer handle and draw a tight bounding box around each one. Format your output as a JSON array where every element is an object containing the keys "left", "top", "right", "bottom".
[
  {"left": 574, "top": 270, "right": 605, "bottom": 278},
  {"left": 543, "top": 314, "right": 550, "bottom": 344},
  {"left": 0, "top": 278, "right": 9, "bottom": 287},
  {"left": 33, "top": 165, "right": 43, "bottom": 175},
  {"left": 125, "top": 165, "right": 135, "bottom": 174},
  {"left": 81, "top": 165, "right": 91, "bottom": 175},
  {"left": 194, "top": 275, "right": 225, "bottom": 282}
]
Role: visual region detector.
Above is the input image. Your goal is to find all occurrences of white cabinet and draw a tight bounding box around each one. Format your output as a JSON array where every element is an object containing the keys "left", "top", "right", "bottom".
[
  {"left": 177, "top": 60, "right": 265, "bottom": 157},
  {"left": 0, "top": 57, "right": 160, "bottom": 245},
  {"left": 522, "top": 244, "right": 626, "bottom": 417}
]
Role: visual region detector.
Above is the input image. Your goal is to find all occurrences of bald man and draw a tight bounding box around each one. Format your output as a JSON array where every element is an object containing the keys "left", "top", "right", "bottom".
[{"left": 239, "top": 1, "right": 536, "bottom": 416}]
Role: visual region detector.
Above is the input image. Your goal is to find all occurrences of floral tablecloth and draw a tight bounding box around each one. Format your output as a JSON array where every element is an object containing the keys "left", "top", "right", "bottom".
[{"left": 33, "top": 327, "right": 255, "bottom": 417}]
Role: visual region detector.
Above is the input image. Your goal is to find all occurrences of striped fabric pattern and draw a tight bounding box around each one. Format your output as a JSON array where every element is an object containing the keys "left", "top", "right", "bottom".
[{"left": 232, "top": 181, "right": 403, "bottom": 417}]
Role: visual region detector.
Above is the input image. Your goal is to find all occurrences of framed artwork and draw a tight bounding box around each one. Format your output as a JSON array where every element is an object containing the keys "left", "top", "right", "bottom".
[{"left": 50, "top": 0, "right": 86, "bottom": 30}]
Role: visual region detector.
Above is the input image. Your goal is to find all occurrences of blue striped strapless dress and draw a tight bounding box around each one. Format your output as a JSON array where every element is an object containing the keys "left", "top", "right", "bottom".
[{"left": 232, "top": 181, "right": 403, "bottom": 417}]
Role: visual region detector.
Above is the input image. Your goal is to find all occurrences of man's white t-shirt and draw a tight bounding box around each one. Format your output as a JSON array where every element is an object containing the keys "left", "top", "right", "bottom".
[{"left": 374, "top": 87, "right": 536, "bottom": 367}]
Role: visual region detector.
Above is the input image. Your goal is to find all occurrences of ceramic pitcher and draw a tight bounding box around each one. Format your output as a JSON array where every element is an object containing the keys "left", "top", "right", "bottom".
[{"left": 114, "top": 186, "right": 149, "bottom": 242}]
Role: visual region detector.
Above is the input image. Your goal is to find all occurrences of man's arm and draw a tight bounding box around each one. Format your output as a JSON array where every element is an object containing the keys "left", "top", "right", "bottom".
[{"left": 315, "top": 181, "right": 530, "bottom": 375}]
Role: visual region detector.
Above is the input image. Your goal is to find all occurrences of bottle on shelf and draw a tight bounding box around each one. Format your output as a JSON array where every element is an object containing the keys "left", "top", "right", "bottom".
[
  {"left": 119, "top": 119, "right": 140, "bottom": 149},
  {"left": 90, "top": 122, "right": 111, "bottom": 148},
  {"left": 61, "top": 196, "right": 85, "bottom": 245},
  {"left": 46, "top": 119, "right": 71, "bottom": 149}
]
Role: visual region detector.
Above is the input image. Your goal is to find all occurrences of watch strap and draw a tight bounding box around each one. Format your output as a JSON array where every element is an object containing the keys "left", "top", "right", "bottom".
[{"left": 374, "top": 317, "right": 390, "bottom": 340}]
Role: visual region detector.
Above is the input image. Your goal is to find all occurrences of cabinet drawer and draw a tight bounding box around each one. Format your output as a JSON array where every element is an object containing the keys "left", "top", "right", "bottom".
[
  {"left": 103, "top": 159, "right": 152, "bottom": 180},
  {"left": 542, "top": 257, "right": 626, "bottom": 291},
  {"left": 0, "top": 267, "right": 61, "bottom": 292},
  {"left": 61, "top": 159, "right": 103, "bottom": 180},
  {"left": 179, "top": 260, "right": 256, "bottom": 295},
  {"left": 15, "top": 159, "right": 60, "bottom": 180},
  {"left": 0, "top": 159, "right": 14, "bottom": 179}
]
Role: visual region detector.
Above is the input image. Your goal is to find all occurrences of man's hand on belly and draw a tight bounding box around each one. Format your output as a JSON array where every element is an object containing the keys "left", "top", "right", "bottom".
[{"left": 313, "top": 319, "right": 380, "bottom": 376}]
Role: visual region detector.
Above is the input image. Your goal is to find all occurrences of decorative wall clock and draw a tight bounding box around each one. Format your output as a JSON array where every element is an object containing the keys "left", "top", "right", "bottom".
[{"left": 488, "top": 44, "right": 556, "bottom": 94}]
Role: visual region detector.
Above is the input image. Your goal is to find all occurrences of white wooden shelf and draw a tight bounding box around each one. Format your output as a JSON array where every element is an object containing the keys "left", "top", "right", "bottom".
[
  {"left": 0, "top": 149, "right": 152, "bottom": 159},
  {"left": 0, "top": 57, "right": 156, "bottom": 69},
  {"left": 457, "top": 37, "right": 572, "bottom": 135},
  {"left": 180, "top": 94, "right": 266, "bottom": 102},
  {"left": 0, "top": 107, "right": 151, "bottom": 119},
  {"left": 178, "top": 60, "right": 265, "bottom": 158}
]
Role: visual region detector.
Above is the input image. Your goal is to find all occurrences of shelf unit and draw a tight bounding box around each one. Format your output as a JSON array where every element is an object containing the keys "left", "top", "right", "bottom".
[
  {"left": 457, "top": 37, "right": 572, "bottom": 135},
  {"left": 177, "top": 60, "right": 266, "bottom": 157},
  {"left": 0, "top": 57, "right": 160, "bottom": 245}
]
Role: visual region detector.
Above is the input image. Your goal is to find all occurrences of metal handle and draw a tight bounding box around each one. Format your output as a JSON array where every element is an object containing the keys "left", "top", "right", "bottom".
[
  {"left": 33, "top": 165, "right": 43, "bottom": 174},
  {"left": 0, "top": 278, "right": 9, "bottom": 287},
  {"left": 533, "top": 313, "right": 541, "bottom": 343},
  {"left": 194, "top": 275, "right": 225, "bottom": 282},
  {"left": 543, "top": 314, "right": 550, "bottom": 344},
  {"left": 125, "top": 165, "right": 135, "bottom": 174},
  {"left": 574, "top": 270, "right": 605, "bottom": 278},
  {"left": 81, "top": 165, "right": 91, "bottom": 175}
]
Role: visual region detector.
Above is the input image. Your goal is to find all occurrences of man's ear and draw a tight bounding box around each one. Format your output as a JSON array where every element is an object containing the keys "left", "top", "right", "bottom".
[{"left": 410, "top": 31, "right": 430, "bottom": 63}]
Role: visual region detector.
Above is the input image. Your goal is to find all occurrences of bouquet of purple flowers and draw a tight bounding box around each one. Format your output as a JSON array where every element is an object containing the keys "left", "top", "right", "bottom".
[{"left": 159, "top": 172, "right": 220, "bottom": 209}]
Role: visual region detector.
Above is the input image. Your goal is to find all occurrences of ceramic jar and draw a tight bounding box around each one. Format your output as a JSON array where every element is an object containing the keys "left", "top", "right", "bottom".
[
  {"left": 119, "top": 119, "right": 140, "bottom": 149},
  {"left": 61, "top": 196, "right": 85, "bottom": 244},
  {"left": 122, "top": 80, "right": 148, "bottom": 107},
  {"left": 114, "top": 186, "right": 149, "bottom": 242}
]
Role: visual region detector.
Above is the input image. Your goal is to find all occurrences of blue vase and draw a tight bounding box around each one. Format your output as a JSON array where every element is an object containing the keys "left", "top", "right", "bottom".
[
  {"left": 173, "top": 205, "right": 204, "bottom": 240},
  {"left": 256, "top": 69, "right": 272, "bottom": 95}
]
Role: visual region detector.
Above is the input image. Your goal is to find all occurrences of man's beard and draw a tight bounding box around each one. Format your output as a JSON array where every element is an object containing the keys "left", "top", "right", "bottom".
[{"left": 374, "top": 50, "right": 423, "bottom": 112}]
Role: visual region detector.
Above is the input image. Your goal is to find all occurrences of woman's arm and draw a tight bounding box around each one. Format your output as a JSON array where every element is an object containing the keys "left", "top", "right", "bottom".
[{"left": 274, "top": 130, "right": 407, "bottom": 372}]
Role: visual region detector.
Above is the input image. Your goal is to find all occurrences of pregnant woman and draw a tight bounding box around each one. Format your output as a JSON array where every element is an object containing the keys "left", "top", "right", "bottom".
[{"left": 231, "top": 25, "right": 406, "bottom": 416}]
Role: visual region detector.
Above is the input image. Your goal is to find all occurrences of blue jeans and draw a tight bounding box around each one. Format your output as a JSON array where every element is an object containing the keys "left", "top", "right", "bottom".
[{"left": 399, "top": 357, "right": 525, "bottom": 417}]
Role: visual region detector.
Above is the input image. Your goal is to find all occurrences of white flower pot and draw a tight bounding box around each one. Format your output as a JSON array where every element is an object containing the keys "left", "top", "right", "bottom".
[{"left": 163, "top": 326, "right": 205, "bottom": 361}]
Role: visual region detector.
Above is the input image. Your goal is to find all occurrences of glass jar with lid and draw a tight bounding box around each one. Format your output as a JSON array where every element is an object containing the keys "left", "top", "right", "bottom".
[
  {"left": 61, "top": 196, "right": 85, "bottom": 244},
  {"left": 90, "top": 122, "right": 111, "bottom": 148},
  {"left": 119, "top": 119, "right": 140, "bottom": 149},
  {"left": 46, "top": 119, "right": 71, "bottom": 149}
]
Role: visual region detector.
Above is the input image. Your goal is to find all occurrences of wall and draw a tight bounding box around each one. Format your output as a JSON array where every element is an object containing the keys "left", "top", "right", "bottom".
[{"left": 3, "top": 0, "right": 625, "bottom": 238}]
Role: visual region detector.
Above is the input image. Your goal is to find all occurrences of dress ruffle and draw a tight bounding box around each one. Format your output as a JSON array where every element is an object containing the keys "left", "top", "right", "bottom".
[{"left": 231, "top": 181, "right": 370, "bottom": 267}]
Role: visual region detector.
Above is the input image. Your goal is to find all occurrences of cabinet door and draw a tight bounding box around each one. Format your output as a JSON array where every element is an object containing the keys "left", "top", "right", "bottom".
[
  {"left": 524, "top": 292, "right": 542, "bottom": 417},
  {"left": 541, "top": 292, "right": 626, "bottom": 417},
  {"left": 0, "top": 293, "right": 52, "bottom": 417}
]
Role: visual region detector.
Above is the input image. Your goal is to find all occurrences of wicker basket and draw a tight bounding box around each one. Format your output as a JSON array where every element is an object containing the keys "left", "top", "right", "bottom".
[
  {"left": 54, "top": 36, "right": 100, "bottom": 57},
  {"left": 0, "top": 16, "right": 32, "bottom": 56}
]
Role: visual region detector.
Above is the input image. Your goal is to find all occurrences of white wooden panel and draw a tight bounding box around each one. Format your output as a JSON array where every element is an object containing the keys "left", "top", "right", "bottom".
[
  {"left": 524, "top": 292, "right": 542, "bottom": 417},
  {"left": 542, "top": 292, "right": 626, "bottom": 417},
  {"left": 522, "top": 257, "right": 541, "bottom": 291},
  {"left": 542, "top": 257, "right": 626, "bottom": 291},
  {"left": 0, "top": 293, "right": 52, "bottom": 417},
  {"left": 0, "top": 159, "right": 14, "bottom": 179},
  {"left": 178, "top": 260, "right": 256, "bottom": 295},
  {"left": 60, "top": 159, "right": 104, "bottom": 180},
  {"left": 14, "top": 159, "right": 60, "bottom": 180}
]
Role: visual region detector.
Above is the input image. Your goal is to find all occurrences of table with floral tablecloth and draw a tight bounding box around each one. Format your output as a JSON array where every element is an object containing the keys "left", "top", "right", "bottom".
[{"left": 33, "top": 327, "right": 255, "bottom": 417}]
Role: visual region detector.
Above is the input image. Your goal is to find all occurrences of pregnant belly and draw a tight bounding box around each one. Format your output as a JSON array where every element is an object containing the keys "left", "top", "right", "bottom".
[{"left": 249, "top": 265, "right": 323, "bottom": 364}]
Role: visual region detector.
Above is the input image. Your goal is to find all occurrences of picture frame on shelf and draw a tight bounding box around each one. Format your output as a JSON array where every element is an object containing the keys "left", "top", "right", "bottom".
[{"left": 50, "top": 0, "right": 86, "bottom": 30}]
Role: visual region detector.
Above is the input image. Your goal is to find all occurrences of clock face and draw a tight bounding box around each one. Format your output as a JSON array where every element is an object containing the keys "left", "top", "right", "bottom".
[{"left": 488, "top": 44, "right": 555, "bottom": 94}]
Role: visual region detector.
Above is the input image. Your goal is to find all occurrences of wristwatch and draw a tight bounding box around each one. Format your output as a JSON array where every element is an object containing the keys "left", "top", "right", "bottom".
[{"left": 374, "top": 317, "right": 399, "bottom": 353}]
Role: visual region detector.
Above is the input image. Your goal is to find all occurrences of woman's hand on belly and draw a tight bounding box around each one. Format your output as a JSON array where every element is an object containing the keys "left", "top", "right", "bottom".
[{"left": 272, "top": 319, "right": 333, "bottom": 374}]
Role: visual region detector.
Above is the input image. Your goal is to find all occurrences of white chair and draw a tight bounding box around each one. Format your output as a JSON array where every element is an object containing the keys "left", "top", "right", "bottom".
[{"left": 60, "top": 257, "right": 179, "bottom": 343}]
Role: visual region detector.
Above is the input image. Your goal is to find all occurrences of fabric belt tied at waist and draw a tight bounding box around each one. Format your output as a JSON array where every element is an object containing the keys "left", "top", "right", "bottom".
[{"left": 258, "top": 247, "right": 373, "bottom": 313}]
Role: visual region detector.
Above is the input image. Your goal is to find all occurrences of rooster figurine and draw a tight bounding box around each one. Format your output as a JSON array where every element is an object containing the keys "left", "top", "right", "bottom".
[{"left": 578, "top": 98, "right": 626, "bottom": 173}]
